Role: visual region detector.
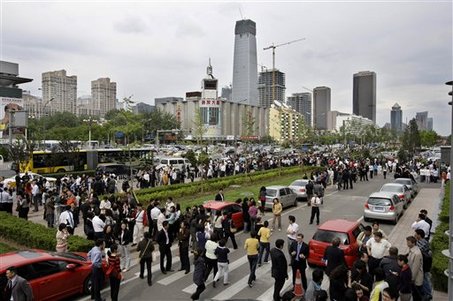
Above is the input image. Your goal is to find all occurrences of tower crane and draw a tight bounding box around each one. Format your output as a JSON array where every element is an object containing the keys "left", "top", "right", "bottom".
[{"left": 263, "top": 38, "right": 306, "bottom": 102}]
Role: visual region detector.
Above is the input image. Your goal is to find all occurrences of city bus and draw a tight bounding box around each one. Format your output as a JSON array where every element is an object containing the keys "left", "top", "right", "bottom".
[{"left": 17, "top": 148, "right": 156, "bottom": 174}]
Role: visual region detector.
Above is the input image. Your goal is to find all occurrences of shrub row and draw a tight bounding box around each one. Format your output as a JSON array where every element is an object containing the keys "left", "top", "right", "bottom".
[
  {"left": 430, "top": 183, "right": 450, "bottom": 292},
  {"left": 132, "top": 166, "right": 321, "bottom": 207},
  {"left": 0, "top": 212, "right": 93, "bottom": 253}
]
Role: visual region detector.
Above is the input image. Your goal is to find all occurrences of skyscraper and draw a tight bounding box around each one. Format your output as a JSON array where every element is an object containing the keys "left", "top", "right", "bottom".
[
  {"left": 258, "top": 69, "right": 285, "bottom": 107},
  {"left": 353, "top": 71, "right": 376, "bottom": 123},
  {"left": 390, "top": 103, "right": 402, "bottom": 132},
  {"left": 91, "top": 77, "right": 117, "bottom": 117},
  {"left": 42, "top": 70, "right": 77, "bottom": 115},
  {"left": 415, "top": 111, "right": 429, "bottom": 130},
  {"left": 287, "top": 92, "right": 311, "bottom": 127},
  {"left": 427, "top": 117, "right": 433, "bottom": 131},
  {"left": 313, "top": 86, "right": 331, "bottom": 130},
  {"left": 232, "top": 19, "right": 258, "bottom": 106}
]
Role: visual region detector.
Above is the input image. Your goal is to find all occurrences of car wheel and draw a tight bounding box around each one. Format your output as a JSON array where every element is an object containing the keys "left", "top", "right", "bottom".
[
  {"left": 56, "top": 168, "right": 65, "bottom": 173},
  {"left": 392, "top": 215, "right": 398, "bottom": 225},
  {"left": 294, "top": 199, "right": 297, "bottom": 207},
  {"left": 83, "top": 274, "right": 92, "bottom": 295}
]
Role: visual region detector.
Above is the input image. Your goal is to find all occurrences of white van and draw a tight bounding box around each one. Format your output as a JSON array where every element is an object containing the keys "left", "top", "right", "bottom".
[{"left": 155, "top": 157, "right": 191, "bottom": 171}]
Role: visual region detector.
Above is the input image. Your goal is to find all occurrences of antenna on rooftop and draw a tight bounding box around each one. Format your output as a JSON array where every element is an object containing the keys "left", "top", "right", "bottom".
[{"left": 239, "top": 7, "right": 244, "bottom": 19}]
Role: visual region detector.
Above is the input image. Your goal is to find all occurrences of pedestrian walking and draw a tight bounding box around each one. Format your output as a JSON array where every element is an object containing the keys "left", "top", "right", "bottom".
[
  {"left": 137, "top": 232, "right": 154, "bottom": 286},
  {"left": 366, "top": 231, "right": 391, "bottom": 275},
  {"left": 257, "top": 220, "right": 271, "bottom": 266},
  {"left": 286, "top": 215, "right": 298, "bottom": 254},
  {"left": 272, "top": 198, "right": 282, "bottom": 231},
  {"left": 118, "top": 220, "right": 132, "bottom": 272},
  {"left": 157, "top": 221, "right": 173, "bottom": 274},
  {"left": 107, "top": 244, "right": 122, "bottom": 301},
  {"left": 270, "top": 238, "right": 288, "bottom": 301},
  {"left": 244, "top": 232, "right": 259, "bottom": 287},
  {"left": 406, "top": 236, "right": 424, "bottom": 301},
  {"left": 5, "top": 266, "right": 33, "bottom": 301},
  {"left": 132, "top": 203, "right": 146, "bottom": 246},
  {"left": 289, "top": 233, "right": 309, "bottom": 290},
  {"left": 56, "top": 223, "right": 69, "bottom": 252},
  {"left": 259, "top": 186, "right": 266, "bottom": 213},
  {"left": 221, "top": 213, "right": 238, "bottom": 249},
  {"left": 213, "top": 239, "right": 230, "bottom": 286},
  {"left": 177, "top": 221, "right": 191, "bottom": 274},
  {"left": 87, "top": 239, "right": 105, "bottom": 301},
  {"left": 309, "top": 193, "right": 322, "bottom": 225},
  {"left": 204, "top": 233, "right": 219, "bottom": 283},
  {"left": 191, "top": 249, "right": 206, "bottom": 301}
]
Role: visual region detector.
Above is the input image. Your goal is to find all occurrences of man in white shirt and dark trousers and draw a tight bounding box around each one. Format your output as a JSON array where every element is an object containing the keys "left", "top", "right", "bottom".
[
  {"left": 309, "top": 193, "right": 322, "bottom": 225},
  {"left": 92, "top": 209, "right": 105, "bottom": 240},
  {"left": 59, "top": 205, "right": 75, "bottom": 235},
  {"left": 286, "top": 215, "right": 299, "bottom": 254},
  {"left": 411, "top": 213, "right": 431, "bottom": 241},
  {"left": 366, "top": 231, "right": 391, "bottom": 276}
]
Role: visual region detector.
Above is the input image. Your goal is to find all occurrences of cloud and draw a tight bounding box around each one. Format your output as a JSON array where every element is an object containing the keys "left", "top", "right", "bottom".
[{"left": 113, "top": 16, "right": 148, "bottom": 34}]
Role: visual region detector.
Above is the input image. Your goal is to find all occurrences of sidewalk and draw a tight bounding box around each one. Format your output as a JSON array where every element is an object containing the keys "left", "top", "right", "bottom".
[{"left": 387, "top": 186, "right": 448, "bottom": 301}]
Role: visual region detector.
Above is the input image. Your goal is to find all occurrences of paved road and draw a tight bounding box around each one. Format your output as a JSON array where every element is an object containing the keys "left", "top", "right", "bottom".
[{"left": 71, "top": 173, "right": 427, "bottom": 301}]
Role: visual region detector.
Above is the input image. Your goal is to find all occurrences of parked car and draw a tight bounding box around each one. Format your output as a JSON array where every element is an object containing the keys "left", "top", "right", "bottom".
[
  {"left": 203, "top": 200, "right": 243, "bottom": 230},
  {"left": 155, "top": 157, "right": 191, "bottom": 171},
  {"left": 379, "top": 183, "right": 411, "bottom": 206},
  {"left": 363, "top": 191, "right": 405, "bottom": 224},
  {"left": 264, "top": 186, "right": 298, "bottom": 210},
  {"left": 394, "top": 178, "right": 419, "bottom": 198},
  {"left": 2, "top": 172, "right": 57, "bottom": 189},
  {"left": 0, "top": 250, "right": 101, "bottom": 301},
  {"left": 308, "top": 219, "right": 364, "bottom": 268},
  {"left": 288, "top": 179, "right": 309, "bottom": 201},
  {"left": 95, "top": 163, "right": 134, "bottom": 177}
]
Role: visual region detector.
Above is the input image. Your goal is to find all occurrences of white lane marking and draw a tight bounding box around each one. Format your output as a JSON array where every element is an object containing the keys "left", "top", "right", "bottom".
[
  {"left": 256, "top": 277, "right": 292, "bottom": 301},
  {"left": 182, "top": 255, "right": 248, "bottom": 294}
]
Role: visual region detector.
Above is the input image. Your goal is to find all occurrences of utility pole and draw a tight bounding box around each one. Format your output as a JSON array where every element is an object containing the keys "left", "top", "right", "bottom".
[{"left": 263, "top": 38, "right": 306, "bottom": 102}]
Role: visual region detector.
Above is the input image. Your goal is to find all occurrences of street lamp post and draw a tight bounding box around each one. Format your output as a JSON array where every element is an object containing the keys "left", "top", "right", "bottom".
[
  {"left": 83, "top": 116, "right": 93, "bottom": 149},
  {"left": 41, "top": 97, "right": 54, "bottom": 143},
  {"left": 446, "top": 80, "right": 453, "bottom": 301}
]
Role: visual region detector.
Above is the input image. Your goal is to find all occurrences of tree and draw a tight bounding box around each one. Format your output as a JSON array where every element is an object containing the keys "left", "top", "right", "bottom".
[
  {"left": 8, "top": 137, "right": 36, "bottom": 171},
  {"left": 242, "top": 108, "right": 256, "bottom": 138},
  {"left": 420, "top": 130, "right": 439, "bottom": 147},
  {"left": 294, "top": 116, "right": 311, "bottom": 145},
  {"left": 192, "top": 109, "right": 206, "bottom": 145},
  {"left": 400, "top": 118, "right": 421, "bottom": 157}
]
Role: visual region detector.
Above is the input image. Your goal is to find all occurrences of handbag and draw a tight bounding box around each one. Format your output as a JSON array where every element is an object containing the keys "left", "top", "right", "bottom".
[
  {"left": 230, "top": 220, "right": 237, "bottom": 233},
  {"left": 139, "top": 239, "right": 152, "bottom": 259}
]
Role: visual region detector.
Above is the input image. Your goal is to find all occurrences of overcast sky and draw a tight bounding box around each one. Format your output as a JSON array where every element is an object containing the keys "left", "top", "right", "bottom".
[{"left": 2, "top": 0, "right": 452, "bottom": 134}]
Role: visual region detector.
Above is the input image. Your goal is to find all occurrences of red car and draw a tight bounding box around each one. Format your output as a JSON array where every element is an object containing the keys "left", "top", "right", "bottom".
[
  {"left": 308, "top": 219, "right": 365, "bottom": 268},
  {"left": 0, "top": 250, "right": 96, "bottom": 300},
  {"left": 203, "top": 200, "right": 244, "bottom": 230}
]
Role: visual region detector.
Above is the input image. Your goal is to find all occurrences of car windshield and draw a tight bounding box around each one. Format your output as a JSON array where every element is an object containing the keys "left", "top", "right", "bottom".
[
  {"left": 381, "top": 185, "right": 401, "bottom": 192},
  {"left": 291, "top": 180, "right": 307, "bottom": 186},
  {"left": 50, "top": 252, "right": 87, "bottom": 261},
  {"left": 395, "top": 179, "right": 411, "bottom": 185},
  {"left": 313, "top": 230, "right": 350, "bottom": 245},
  {"left": 266, "top": 189, "right": 277, "bottom": 197},
  {"left": 368, "top": 197, "right": 392, "bottom": 206}
]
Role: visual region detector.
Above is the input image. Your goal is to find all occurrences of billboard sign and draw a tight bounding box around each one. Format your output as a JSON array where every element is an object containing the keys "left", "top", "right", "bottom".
[{"left": 0, "top": 97, "right": 25, "bottom": 139}]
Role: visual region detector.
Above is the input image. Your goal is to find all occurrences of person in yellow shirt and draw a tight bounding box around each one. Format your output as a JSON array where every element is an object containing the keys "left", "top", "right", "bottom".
[
  {"left": 257, "top": 220, "right": 271, "bottom": 266},
  {"left": 272, "top": 198, "right": 282, "bottom": 231},
  {"left": 244, "top": 232, "right": 260, "bottom": 288}
]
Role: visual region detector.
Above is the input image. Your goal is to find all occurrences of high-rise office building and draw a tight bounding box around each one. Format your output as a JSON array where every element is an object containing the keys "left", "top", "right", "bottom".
[
  {"left": 221, "top": 85, "right": 232, "bottom": 101},
  {"left": 258, "top": 69, "right": 285, "bottom": 107},
  {"left": 427, "top": 117, "right": 433, "bottom": 131},
  {"left": 287, "top": 92, "right": 311, "bottom": 127},
  {"left": 42, "top": 70, "right": 77, "bottom": 115},
  {"left": 232, "top": 19, "right": 258, "bottom": 106},
  {"left": 313, "top": 86, "right": 331, "bottom": 130},
  {"left": 353, "top": 71, "right": 376, "bottom": 123},
  {"left": 415, "top": 111, "right": 429, "bottom": 130},
  {"left": 390, "top": 103, "right": 403, "bottom": 133},
  {"left": 91, "top": 77, "right": 117, "bottom": 117}
]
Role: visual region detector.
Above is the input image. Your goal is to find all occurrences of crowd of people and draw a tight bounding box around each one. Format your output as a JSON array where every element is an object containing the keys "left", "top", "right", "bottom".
[{"left": 0, "top": 148, "right": 446, "bottom": 301}]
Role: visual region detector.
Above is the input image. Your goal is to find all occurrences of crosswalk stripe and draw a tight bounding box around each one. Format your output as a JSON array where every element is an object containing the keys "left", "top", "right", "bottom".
[
  {"left": 134, "top": 256, "right": 181, "bottom": 277},
  {"left": 182, "top": 254, "right": 248, "bottom": 294},
  {"left": 210, "top": 264, "right": 272, "bottom": 300},
  {"left": 256, "top": 278, "right": 292, "bottom": 301}
]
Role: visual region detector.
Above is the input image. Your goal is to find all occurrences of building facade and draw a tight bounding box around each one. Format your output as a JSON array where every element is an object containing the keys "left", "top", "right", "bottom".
[
  {"left": 258, "top": 69, "right": 285, "bottom": 107},
  {"left": 91, "top": 77, "right": 116, "bottom": 117},
  {"left": 390, "top": 103, "right": 402, "bottom": 133},
  {"left": 42, "top": 70, "right": 77, "bottom": 115},
  {"left": 327, "top": 110, "right": 373, "bottom": 132},
  {"left": 427, "top": 117, "right": 433, "bottom": 131},
  {"left": 231, "top": 19, "right": 259, "bottom": 106},
  {"left": 268, "top": 101, "right": 304, "bottom": 143},
  {"left": 287, "top": 92, "right": 311, "bottom": 127},
  {"left": 415, "top": 111, "right": 429, "bottom": 131},
  {"left": 353, "top": 71, "right": 376, "bottom": 123},
  {"left": 313, "top": 86, "right": 331, "bottom": 130}
]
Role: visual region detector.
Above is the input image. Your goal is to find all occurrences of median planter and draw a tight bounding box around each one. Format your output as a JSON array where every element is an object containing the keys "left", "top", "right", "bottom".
[{"left": 0, "top": 212, "right": 93, "bottom": 252}]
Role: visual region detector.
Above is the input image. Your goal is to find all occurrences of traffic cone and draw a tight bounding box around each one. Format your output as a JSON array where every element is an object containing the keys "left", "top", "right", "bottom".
[{"left": 293, "top": 270, "right": 304, "bottom": 297}]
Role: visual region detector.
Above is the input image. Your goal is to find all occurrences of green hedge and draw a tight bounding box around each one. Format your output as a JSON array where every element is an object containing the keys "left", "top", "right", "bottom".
[
  {"left": 128, "top": 166, "right": 321, "bottom": 206},
  {"left": 0, "top": 212, "right": 93, "bottom": 252},
  {"left": 430, "top": 183, "right": 450, "bottom": 292},
  {"left": 0, "top": 241, "right": 17, "bottom": 254}
]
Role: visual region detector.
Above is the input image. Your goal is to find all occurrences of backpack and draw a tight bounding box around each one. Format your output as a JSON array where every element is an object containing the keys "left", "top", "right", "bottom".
[{"left": 422, "top": 250, "right": 432, "bottom": 273}]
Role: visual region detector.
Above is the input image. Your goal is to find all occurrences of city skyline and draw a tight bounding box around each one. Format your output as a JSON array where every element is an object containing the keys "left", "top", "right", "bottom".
[{"left": 2, "top": 1, "right": 452, "bottom": 134}]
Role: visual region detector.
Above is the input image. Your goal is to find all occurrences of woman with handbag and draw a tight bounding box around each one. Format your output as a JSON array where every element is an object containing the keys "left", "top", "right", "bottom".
[
  {"left": 107, "top": 244, "right": 122, "bottom": 301},
  {"left": 137, "top": 232, "right": 154, "bottom": 286}
]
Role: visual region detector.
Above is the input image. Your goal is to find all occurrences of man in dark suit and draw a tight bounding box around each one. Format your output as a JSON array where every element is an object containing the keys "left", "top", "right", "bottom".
[
  {"left": 5, "top": 266, "right": 33, "bottom": 301},
  {"left": 214, "top": 188, "right": 225, "bottom": 201},
  {"left": 323, "top": 237, "right": 346, "bottom": 276},
  {"left": 270, "top": 239, "right": 288, "bottom": 301},
  {"left": 157, "top": 221, "right": 173, "bottom": 274},
  {"left": 289, "top": 233, "right": 309, "bottom": 290}
]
